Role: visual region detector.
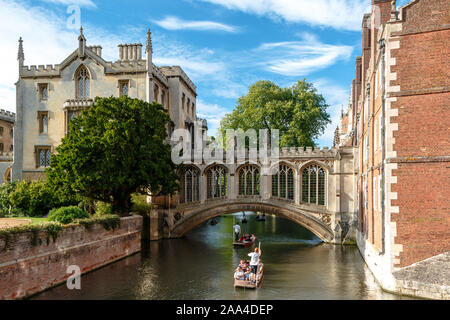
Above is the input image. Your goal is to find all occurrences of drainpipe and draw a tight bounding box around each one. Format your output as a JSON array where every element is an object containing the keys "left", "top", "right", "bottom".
[{"left": 379, "top": 38, "right": 386, "bottom": 255}]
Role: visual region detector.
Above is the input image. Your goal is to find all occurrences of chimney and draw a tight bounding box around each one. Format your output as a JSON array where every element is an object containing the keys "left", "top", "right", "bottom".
[{"left": 118, "top": 43, "right": 143, "bottom": 61}]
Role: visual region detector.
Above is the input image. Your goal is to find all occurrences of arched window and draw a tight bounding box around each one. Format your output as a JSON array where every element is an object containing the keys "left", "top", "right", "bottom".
[
  {"left": 180, "top": 166, "right": 200, "bottom": 203},
  {"left": 76, "top": 66, "right": 90, "bottom": 99},
  {"left": 206, "top": 165, "right": 227, "bottom": 199},
  {"left": 272, "top": 164, "right": 294, "bottom": 200},
  {"left": 238, "top": 164, "right": 260, "bottom": 196},
  {"left": 301, "top": 164, "right": 326, "bottom": 206}
]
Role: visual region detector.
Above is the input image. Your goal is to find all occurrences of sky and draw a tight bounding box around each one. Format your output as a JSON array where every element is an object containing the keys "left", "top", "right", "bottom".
[{"left": 0, "top": 0, "right": 411, "bottom": 147}]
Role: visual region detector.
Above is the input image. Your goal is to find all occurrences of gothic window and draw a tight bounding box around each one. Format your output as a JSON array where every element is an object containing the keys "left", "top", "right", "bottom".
[
  {"left": 119, "top": 80, "right": 129, "bottom": 97},
  {"left": 38, "top": 111, "right": 48, "bottom": 134},
  {"left": 180, "top": 165, "right": 200, "bottom": 203},
  {"left": 238, "top": 164, "right": 260, "bottom": 196},
  {"left": 206, "top": 165, "right": 227, "bottom": 199},
  {"left": 35, "top": 146, "right": 51, "bottom": 168},
  {"left": 76, "top": 66, "right": 90, "bottom": 99},
  {"left": 66, "top": 110, "right": 80, "bottom": 133},
  {"left": 301, "top": 164, "right": 326, "bottom": 206},
  {"left": 272, "top": 164, "right": 294, "bottom": 201},
  {"left": 161, "top": 90, "right": 166, "bottom": 108}
]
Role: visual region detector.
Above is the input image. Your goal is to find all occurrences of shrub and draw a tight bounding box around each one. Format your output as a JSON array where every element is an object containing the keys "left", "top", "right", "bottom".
[
  {"left": 0, "top": 181, "right": 18, "bottom": 217},
  {"left": 94, "top": 201, "right": 113, "bottom": 216},
  {"left": 7, "top": 181, "right": 79, "bottom": 217},
  {"left": 48, "top": 206, "right": 89, "bottom": 224},
  {"left": 131, "top": 193, "right": 151, "bottom": 216}
]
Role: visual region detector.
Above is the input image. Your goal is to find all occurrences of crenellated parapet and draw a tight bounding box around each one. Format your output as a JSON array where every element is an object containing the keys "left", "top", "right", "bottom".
[
  {"left": 279, "top": 146, "right": 336, "bottom": 158},
  {"left": 159, "top": 66, "right": 197, "bottom": 94},
  {"left": 0, "top": 109, "right": 15, "bottom": 123}
]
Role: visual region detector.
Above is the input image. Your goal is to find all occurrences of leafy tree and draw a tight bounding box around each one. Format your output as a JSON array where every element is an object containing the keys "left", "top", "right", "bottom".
[
  {"left": 47, "top": 96, "right": 180, "bottom": 216},
  {"left": 219, "top": 80, "right": 331, "bottom": 148}
]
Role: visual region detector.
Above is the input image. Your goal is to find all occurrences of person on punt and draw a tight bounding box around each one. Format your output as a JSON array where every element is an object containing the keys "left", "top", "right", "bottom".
[
  {"left": 233, "top": 223, "right": 241, "bottom": 241},
  {"left": 247, "top": 247, "right": 261, "bottom": 282},
  {"left": 234, "top": 266, "right": 244, "bottom": 280},
  {"left": 238, "top": 260, "right": 247, "bottom": 269},
  {"left": 243, "top": 267, "right": 252, "bottom": 281},
  {"left": 256, "top": 259, "right": 264, "bottom": 281},
  {"left": 250, "top": 234, "right": 256, "bottom": 242}
]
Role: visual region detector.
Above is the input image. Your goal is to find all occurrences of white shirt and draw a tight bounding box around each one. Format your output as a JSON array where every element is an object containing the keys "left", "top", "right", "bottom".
[
  {"left": 248, "top": 252, "right": 261, "bottom": 266},
  {"left": 234, "top": 224, "right": 241, "bottom": 233}
]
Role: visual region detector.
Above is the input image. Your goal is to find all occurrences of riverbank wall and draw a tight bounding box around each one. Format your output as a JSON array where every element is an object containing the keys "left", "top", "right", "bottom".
[
  {"left": 357, "top": 231, "right": 449, "bottom": 300},
  {"left": 0, "top": 215, "right": 143, "bottom": 300}
]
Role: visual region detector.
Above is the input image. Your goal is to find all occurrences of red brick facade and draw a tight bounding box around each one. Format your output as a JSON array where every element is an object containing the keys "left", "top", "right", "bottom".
[{"left": 340, "top": 0, "right": 449, "bottom": 269}]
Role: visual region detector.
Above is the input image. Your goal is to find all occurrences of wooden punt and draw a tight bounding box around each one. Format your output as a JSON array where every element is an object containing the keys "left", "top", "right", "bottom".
[
  {"left": 234, "top": 271, "right": 263, "bottom": 289},
  {"left": 233, "top": 235, "right": 256, "bottom": 248}
]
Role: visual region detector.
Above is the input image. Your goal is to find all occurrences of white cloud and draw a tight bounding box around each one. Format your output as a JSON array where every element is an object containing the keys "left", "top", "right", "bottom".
[
  {"left": 195, "top": 99, "right": 229, "bottom": 137},
  {"left": 312, "top": 79, "right": 350, "bottom": 147},
  {"left": 153, "top": 16, "right": 238, "bottom": 33},
  {"left": 198, "top": 0, "right": 370, "bottom": 31},
  {"left": 255, "top": 33, "right": 353, "bottom": 76},
  {"left": 38, "top": 0, "right": 96, "bottom": 7}
]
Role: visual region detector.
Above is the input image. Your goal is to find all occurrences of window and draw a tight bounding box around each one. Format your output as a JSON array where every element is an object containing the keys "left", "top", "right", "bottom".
[
  {"left": 180, "top": 166, "right": 200, "bottom": 203},
  {"left": 192, "top": 103, "right": 195, "bottom": 116},
  {"left": 0, "top": 143, "right": 3, "bottom": 153},
  {"left": 301, "top": 164, "right": 326, "bottom": 206},
  {"left": 10, "top": 128, "right": 13, "bottom": 139},
  {"left": 161, "top": 90, "right": 166, "bottom": 108},
  {"left": 154, "top": 84, "right": 159, "bottom": 103},
  {"left": 238, "top": 164, "right": 260, "bottom": 196},
  {"left": 272, "top": 164, "right": 294, "bottom": 201},
  {"left": 38, "top": 111, "right": 48, "bottom": 134},
  {"left": 373, "top": 176, "right": 377, "bottom": 210},
  {"left": 378, "top": 114, "right": 382, "bottom": 151},
  {"left": 181, "top": 93, "right": 185, "bottom": 113},
  {"left": 119, "top": 80, "right": 129, "bottom": 97},
  {"left": 0, "top": 126, "right": 3, "bottom": 137},
  {"left": 187, "top": 98, "right": 191, "bottom": 115},
  {"left": 76, "top": 66, "right": 90, "bottom": 98},
  {"left": 378, "top": 176, "right": 381, "bottom": 210},
  {"left": 35, "top": 146, "right": 51, "bottom": 168},
  {"left": 39, "top": 83, "right": 48, "bottom": 100},
  {"left": 9, "top": 144, "right": 13, "bottom": 152},
  {"left": 206, "top": 165, "right": 227, "bottom": 199}
]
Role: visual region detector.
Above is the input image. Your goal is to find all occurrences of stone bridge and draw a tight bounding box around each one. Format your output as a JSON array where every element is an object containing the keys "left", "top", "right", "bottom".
[{"left": 149, "top": 146, "right": 357, "bottom": 244}]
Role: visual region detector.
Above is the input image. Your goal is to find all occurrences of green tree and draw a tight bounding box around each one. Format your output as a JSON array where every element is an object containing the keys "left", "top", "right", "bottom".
[
  {"left": 47, "top": 96, "right": 180, "bottom": 216},
  {"left": 219, "top": 80, "right": 331, "bottom": 147}
]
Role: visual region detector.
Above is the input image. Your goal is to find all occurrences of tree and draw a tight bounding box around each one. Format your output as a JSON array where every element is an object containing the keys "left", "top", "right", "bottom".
[
  {"left": 47, "top": 96, "right": 180, "bottom": 215},
  {"left": 219, "top": 80, "right": 331, "bottom": 148}
]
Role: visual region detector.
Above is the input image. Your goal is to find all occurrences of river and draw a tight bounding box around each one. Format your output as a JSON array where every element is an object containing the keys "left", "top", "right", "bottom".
[{"left": 32, "top": 213, "right": 407, "bottom": 300}]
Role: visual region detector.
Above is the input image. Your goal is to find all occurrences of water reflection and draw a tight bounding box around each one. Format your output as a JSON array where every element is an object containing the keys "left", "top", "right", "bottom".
[{"left": 33, "top": 213, "right": 407, "bottom": 300}]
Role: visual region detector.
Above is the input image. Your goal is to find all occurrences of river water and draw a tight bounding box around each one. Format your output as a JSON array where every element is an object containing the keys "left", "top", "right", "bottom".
[{"left": 33, "top": 213, "right": 407, "bottom": 300}]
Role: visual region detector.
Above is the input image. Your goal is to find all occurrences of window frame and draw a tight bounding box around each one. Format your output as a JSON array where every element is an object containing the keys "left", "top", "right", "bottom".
[
  {"left": 119, "top": 80, "right": 130, "bottom": 97},
  {"left": 34, "top": 145, "right": 51, "bottom": 169}
]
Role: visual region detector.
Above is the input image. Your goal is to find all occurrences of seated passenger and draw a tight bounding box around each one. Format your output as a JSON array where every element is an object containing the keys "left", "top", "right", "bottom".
[
  {"left": 243, "top": 268, "right": 252, "bottom": 280},
  {"left": 238, "top": 260, "right": 246, "bottom": 269},
  {"left": 250, "top": 234, "right": 256, "bottom": 242},
  {"left": 234, "top": 267, "right": 244, "bottom": 280}
]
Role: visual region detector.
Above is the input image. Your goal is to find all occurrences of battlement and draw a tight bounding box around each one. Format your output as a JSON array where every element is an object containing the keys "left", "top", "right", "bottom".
[
  {"left": 159, "top": 66, "right": 197, "bottom": 93},
  {"left": 279, "top": 146, "right": 336, "bottom": 158},
  {"left": 0, "top": 109, "right": 15, "bottom": 123}
]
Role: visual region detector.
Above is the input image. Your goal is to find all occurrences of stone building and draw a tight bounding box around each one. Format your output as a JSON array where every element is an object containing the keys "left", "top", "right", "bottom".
[
  {"left": 0, "top": 109, "right": 15, "bottom": 183},
  {"left": 339, "top": 0, "right": 449, "bottom": 299},
  {"left": 12, "top": 28, "right": 207, "bottom": 181}
]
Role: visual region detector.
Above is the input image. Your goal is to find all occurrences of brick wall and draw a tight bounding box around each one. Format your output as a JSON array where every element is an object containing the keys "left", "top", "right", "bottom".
[
  {"left": 389, "top": 0, "right": 450, "bottom": 267},
  {"left": 0, "top": 215, "right": 143, "bottom": 299}
]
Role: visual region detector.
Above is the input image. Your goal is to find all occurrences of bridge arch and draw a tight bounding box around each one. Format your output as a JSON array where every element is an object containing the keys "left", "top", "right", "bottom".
[{"left": 169, "top": 200, "right": 334, "bottom": 242}]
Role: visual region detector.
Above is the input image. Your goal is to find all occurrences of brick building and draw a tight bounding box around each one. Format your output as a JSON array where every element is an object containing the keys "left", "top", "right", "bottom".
[
  {"left": 339, "top": 0, "right": 449, "bottom": 296},
  {"left": 0, "top": 109, "right": 15, "bottom": 183}
]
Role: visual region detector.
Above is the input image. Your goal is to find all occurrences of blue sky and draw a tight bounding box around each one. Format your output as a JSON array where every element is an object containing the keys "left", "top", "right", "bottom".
[{"left": 0, "top": 0, "right": 411, "bottom": 147}]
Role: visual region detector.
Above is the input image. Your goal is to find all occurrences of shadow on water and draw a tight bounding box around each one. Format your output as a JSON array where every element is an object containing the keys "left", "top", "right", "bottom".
[{"left": 32, "top": 212, "right": 409, "bottom": 300}]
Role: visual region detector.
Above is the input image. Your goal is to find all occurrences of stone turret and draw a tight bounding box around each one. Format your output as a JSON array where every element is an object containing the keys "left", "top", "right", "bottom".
[
  {"left": 78, "top": 27, "right": 86, "bottom": 58},
  {"left": 17, "top": 37, "right": 24, "bottom": 68}
]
